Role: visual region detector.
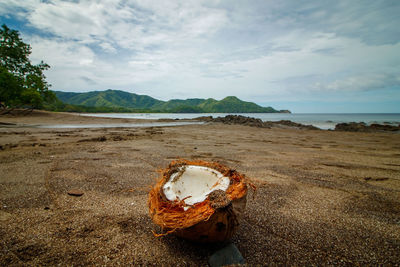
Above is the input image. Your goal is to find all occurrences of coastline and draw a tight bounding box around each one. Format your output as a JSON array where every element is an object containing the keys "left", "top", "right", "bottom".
[
  {"left": 0, "top": 111, "right": 399, "bottom": 265},
  {"left": 0, "top": 110, "right": 155, "bottom": 125},
  {"left": 79, "top": 111, "right": 400, "bottom": 130},
  {"left": 1, "top": 110, "right": 399, "bottom": 131}
]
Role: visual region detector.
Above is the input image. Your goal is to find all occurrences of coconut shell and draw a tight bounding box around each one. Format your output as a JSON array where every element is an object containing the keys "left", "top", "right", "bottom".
[
  {"left": 174, "top": 196, "right": 247, "bottom": 243},
  {"left": 148, "top": 159, "right": 248, "bottom": 243}
]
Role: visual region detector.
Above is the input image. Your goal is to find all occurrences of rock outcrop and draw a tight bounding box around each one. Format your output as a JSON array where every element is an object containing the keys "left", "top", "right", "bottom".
[
  {"left": 196, "top": 115, "right": 319, "bottom": 130},
  {"left": 335, "top": 122, "right": 400, "bottom": 132}
]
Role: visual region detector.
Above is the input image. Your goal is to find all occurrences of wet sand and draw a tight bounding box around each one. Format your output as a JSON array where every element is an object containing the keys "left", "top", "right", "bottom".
[{"left": 1, "top": 111, "right": 399, "bottom": 265}]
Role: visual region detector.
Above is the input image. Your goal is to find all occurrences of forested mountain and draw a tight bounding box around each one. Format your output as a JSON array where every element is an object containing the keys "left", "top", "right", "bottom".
[
  {"left": 54, "top": 89, "right": 283, "bottom": 113},
  {"left": 55, "top": 90, "right": 163, "bottom": 109}
]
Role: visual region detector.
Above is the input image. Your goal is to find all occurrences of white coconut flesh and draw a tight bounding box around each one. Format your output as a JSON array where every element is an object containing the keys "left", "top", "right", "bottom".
[{"left": 163, "top": 165, "right": 230, "bottom": 206}]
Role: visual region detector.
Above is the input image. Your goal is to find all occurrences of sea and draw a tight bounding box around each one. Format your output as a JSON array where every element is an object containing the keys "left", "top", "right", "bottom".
[{"left": 81, "top": 113, "right": 400, "bottom": 130}]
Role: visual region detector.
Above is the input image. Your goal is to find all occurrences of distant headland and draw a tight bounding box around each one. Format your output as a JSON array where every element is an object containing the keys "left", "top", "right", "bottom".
[{"left": 49, "top": 89, "right": 290, "bottom": 113}]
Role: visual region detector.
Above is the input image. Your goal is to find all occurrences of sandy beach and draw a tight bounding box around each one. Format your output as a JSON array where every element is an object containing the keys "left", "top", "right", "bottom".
[{"left": 0, "top": 111, "right": 399, "bottom": 265}]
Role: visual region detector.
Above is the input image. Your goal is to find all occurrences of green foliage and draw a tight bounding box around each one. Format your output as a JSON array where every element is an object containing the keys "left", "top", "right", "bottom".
[
  {"left": 169, "top": 105, "right": 205, "bottom": 113},
  {"left": 54, "top": 89, "right": 281, "bottom": 113},
  {"left": 151, "top": 98, "right": 206, "bottom": 111},
  {"left": 55, "top": 89, "right": 162, "bottom": 109},
  {"left": 202, "top": 96, "right": 277, "bottom": 113},
  {"left": 0, "top": 66, "right": 22, "bottom": 107},
  {"left": 0, "top": 24, "right": 54, "bottom": 109},
  {"left": 43, "top": 97, "right": 154, "bottom": 113}
]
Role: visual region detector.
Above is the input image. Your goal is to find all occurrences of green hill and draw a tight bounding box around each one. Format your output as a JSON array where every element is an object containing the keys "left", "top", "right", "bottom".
[
  {"left": 55, "top": 89, "right": 162, "bottom": 109},
  {"left": 53, "top": 89, "right": 284, "bottom": 113},
  {"left": 199, "top": 96, "right": 277, "bottom": 113}
]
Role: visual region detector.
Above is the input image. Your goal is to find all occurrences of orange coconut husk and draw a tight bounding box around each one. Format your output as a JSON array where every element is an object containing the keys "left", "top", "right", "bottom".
[{"left": 148, "top": 159, "right": 248, "bottom": 243}]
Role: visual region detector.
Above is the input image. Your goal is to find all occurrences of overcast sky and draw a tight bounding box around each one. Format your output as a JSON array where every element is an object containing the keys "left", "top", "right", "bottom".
[{"left": 1, "top": 0, "right": 399, "bottom": 112}]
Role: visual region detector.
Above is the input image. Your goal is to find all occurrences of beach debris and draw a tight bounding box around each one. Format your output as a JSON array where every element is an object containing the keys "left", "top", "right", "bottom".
[
  {"left": 67, "top": 189, "right": 84, "bottom": 197},
  {"left": 149, "top": 159, "right": 248, "bottom": 243},
  {"left": 364, "top": 177, "right": 389, "bottom": 182},
  {"left": 208, "top": 243, "right": 245, "bottom": 267},
  {"left": 77, "top": 136, "right": 107, "bottom": 142}
]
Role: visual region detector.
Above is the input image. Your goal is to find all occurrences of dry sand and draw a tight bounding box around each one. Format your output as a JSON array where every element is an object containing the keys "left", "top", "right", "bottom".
[{"left": 0, "top": 111, "right": 399, "bottom": 265}]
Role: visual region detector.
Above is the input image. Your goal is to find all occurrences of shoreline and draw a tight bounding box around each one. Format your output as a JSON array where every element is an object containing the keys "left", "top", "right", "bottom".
[{"left": 1, "top": 111, "right": 399, "bottom": 132}]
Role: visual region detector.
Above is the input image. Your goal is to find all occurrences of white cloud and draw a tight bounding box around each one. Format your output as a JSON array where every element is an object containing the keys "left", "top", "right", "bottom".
[
  {"left": 99, "top": 42, "right": 116, "bottom": 53},
  {"left": 313, "top": 73, "right": 400, "bottom": 92},
  {"left": 29, "top": 38, "right": 95, "bottom": 67},
  {"left": 221, "top": 32, "right": 400, "bottom": 97},
  {"left": 1, "top": 0, "right": 399, "bottom": 106},
  {"left": 0, "top": 0, "right": 39, "bottom": 16},
  {"left": 28, "top": 1, "right": 110, "bottom": 41}
]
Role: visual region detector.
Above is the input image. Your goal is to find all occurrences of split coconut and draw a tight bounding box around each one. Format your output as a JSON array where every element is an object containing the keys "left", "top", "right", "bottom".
[{"left": 149, "top": 159, "right": 248, "bottom": 243}]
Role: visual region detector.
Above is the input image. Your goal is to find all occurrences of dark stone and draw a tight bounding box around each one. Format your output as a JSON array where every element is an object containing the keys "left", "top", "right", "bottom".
[
  {"left": 78, "top": 136, "right": 107, "bottom": 142},
  {"left": 201, "top": 115, "right": 319, "bottom": 130},
  {"left": 213, "top": 115, "right": 265, "bottom": 128},
  {"left": 264, "top": 120, "right": 319, "bottom": 130},
  {"left": 208, "top": 243, "right": 245, "bottom": 267},
  {"left": 67, "top": 189, "right": 84, "bottom": 197},
  {"left": 194, "top": 116, "right": 213, "bottom": 121},
  {"left": 335, "top": 122, "right": 400, "bottom": 132}
]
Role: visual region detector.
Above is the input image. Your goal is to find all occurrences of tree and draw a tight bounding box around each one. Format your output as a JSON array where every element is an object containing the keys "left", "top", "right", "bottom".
[{"left": 0, "top": 24, "right": 54, "bottom": 111}]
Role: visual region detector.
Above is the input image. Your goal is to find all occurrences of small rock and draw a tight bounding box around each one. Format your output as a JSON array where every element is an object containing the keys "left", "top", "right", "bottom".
[
  {"left": 67, "top": 189, "right": 84, "bottom": 197},
  {"left": 208, "top": 243, "right": 245, "bottom": 267},
  {"left": 0, "top": 210, "right": 12, "bottom": 221}
]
